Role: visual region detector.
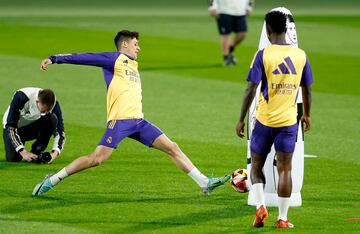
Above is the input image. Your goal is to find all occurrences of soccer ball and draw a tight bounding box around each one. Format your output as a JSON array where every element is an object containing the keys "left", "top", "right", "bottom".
[{"left": 231, "top": 168, "right": 249, "bottom": 193}]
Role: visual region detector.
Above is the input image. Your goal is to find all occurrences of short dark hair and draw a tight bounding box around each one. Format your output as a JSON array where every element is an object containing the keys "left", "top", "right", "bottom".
[
  {"left": 38, "top": 89, "right": 56, "bottom": 109},
  {"left": 114, "top": 30, "right": 139, "bottom": 50},
  {"left": 265, "top": 11, "right": 287, "bottom": 34}
]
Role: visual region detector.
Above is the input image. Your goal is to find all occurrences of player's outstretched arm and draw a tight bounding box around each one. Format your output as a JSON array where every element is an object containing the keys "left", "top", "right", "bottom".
[
  {"left": 236, "top": 82, "right": 258, "bottom": 138},
  {"left": 43, "top": 52, "right": 119, "bottom": 69}
]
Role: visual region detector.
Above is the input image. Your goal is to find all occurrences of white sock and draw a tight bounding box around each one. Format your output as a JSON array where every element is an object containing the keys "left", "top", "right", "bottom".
[
  {"left": 252, "top": 183, "right": 265, "bottom": 209},
  {"left": 278, "top": 197, "right": 290, "bottom": 221},
  {"left": 50, "top": 168, "right": 69, "bottom": 186},
  {"left": 187, "top": 167, "right": 209, "bottom": 188}
]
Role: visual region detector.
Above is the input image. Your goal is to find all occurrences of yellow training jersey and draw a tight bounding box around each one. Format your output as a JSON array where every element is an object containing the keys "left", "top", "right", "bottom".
[
  {"left": 246, "top": 44, "right": 313, "bottom": 127},
  {"left": 50, "top": 52, "right": 144, "bottom": 121},
  {"left": 107, "top": 54, "right": 143, "bottom": 121}
]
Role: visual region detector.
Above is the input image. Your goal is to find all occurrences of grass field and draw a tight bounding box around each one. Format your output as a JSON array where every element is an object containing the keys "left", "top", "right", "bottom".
[{"left": 0, "top": 0, "right": 359, "bottom": 233}]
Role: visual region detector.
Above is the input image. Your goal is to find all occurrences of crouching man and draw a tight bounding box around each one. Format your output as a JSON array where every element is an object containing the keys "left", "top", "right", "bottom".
[{"left": 3, "top": 87, "right": 65, "bottom": 163}]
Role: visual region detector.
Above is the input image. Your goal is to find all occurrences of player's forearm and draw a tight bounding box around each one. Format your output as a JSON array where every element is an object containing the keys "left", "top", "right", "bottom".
[
  {"left": 52, "top": 130, "right": 65, "bottom": 154},
  {"left": 302, "top": 86, "right": 312, "bottom": 117},
  {"left": 51, "top": 101, "right": 65, "bottom": 153},
  {"left": 6, "top": 127, "right": 24, "bottom": 152},
  {"left": 239, "top": 82, "right": 257, "bottom": 122}
]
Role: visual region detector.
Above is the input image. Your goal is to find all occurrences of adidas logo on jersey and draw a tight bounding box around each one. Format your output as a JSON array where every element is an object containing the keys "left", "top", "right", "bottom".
[{"left": 272, "top": 56, "right": 297, "bottom": 75}]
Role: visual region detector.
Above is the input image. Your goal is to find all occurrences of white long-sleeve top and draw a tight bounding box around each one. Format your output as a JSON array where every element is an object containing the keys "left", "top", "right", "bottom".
[{"left": 209, "top": 0, "right": 253, "bottom": 16}]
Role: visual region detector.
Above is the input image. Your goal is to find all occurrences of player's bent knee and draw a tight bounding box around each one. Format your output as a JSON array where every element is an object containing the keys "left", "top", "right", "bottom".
[
  {"left": 167, "top": 141, "right": 180, "bottom": 156},
  {"left": 89, "top": 158, "right": 103, "bottom": 167},
  {"left": 94, "top": 161, "right": 102, "bottom": 167},
  {"left": 88, "top": 152, "right": 109, "bottom": 167},
  {"left": 90, "top": 158, "right": 102, "bottom": 167}
]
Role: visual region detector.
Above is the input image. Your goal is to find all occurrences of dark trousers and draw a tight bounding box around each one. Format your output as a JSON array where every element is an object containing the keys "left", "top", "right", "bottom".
[{"left": 3, "top": 113, "right": 58, "bottom": 162}]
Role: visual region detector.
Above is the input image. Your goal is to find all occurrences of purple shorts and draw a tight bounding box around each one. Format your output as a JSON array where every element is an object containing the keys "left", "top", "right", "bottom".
[
  {"left": 250, "top": 120, "right": 298, "bottom": 156},
  {"left": 98, "top": 119, "right": 163, "bottom": 148}
]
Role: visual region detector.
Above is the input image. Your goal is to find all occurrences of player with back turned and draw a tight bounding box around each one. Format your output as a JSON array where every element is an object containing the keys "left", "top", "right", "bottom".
[
  {"left": 32, "top": 30, "right": 230, "bottom": 197},
  {"left": 235, "top": 11, "right": 313, "bottom": 228}
]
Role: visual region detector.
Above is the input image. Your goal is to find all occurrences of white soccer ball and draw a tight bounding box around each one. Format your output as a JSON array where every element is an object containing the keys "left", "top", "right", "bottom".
[{"left": 231, "top": 168, "right": 249, "bottom": 193}]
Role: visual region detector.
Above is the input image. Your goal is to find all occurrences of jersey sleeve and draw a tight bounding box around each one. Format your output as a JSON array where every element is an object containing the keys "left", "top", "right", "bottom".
[
  {"left": 5, "top": 91, "right": 29, "bottom": 152},
  {"left": 49, "top": 52, "right": 119, "bottom": 68},
  {"left": 300, "top": 56, "right": 314, "bottom": 87},
  {"left": 51, "top": 101, "right": 65, "bottom": 154},
  {"left": 246, "top": 49, "right": 264, "bottom": 85}
]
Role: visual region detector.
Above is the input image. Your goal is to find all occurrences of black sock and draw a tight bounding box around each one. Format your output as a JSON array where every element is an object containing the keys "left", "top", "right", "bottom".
[
  {"left": 229, "top": 46, "right": 235, "bottom": 53},
  {"left": 223, "top": 55, "right": 229, "bottom": 60}
]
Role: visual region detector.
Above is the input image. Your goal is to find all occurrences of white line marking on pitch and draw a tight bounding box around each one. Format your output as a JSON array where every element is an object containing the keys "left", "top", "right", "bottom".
[{"left": 304, "top": 154, "right": 318, "bottom": 158}]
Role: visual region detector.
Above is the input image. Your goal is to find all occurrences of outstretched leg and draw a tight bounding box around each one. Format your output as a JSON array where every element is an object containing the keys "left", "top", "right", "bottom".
[
  {"left": 152, "top": 134, "right": 195, "bottom": 173},
  {"left": 65, "top": 145, "right": 113, "bottom": 175},
  {"left": 33, "top": 145, "right": 113, "bottom": 196},
  {"left": 151, "top": 134, "right": 229, "bottom": 193}
]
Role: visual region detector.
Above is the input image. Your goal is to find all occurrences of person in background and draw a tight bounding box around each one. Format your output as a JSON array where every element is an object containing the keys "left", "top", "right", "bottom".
[{"left": 208, "top": 0, "right": 255, "bottom": 66}]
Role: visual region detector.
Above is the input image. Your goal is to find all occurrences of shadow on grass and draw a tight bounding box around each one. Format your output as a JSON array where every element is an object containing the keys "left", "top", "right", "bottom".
[
  {"left": 0, "top": 192, "right": 253, "bottom": 232},
  {"left": 1, "top": 192, "right": 240, "bottom": 214},
  {"left": 121, "top": 205, "right": 254, "bottom": 233},
  {"left": 0, "top": 160, "right": 32, "bottom": 170}
]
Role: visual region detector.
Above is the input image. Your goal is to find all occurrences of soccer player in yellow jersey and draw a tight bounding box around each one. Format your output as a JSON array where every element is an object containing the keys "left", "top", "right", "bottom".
[
  {"left": 235, "top": 12, "right": 313, "bottom": 228},
  {"left": 33, "top": 30, "right": 229, "bottom": 196}
]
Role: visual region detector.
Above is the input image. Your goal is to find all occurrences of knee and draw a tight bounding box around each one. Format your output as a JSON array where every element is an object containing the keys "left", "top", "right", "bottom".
[
  {"left": 251, "top": 161, "right": 263, "bottom": 171},
  {"left": 6, "top": 156, "right": 22, "bottom": 162},
  {"left": 237, "top": 32, "right": 247, "bottom": 39},
  {"left": 276, "top": 157, "right": 293, "bottom": 172},
  {"left": 88, "top": 157, "right": 102, "bottom": 167},
  {"left": 277, "top": 162, "right": 292, "bottom": 172},
  {"left": 88, "top": 152, "right": 107, "bottom": 167},
  {"left": 5, "top": 149, "right": 22, "bottom": 162},
  {"left": 166, "top": 141, "right": 181, "bottom": 156},
  {"left": 42, "top": 113, "right": 58, "bottom": 130}
]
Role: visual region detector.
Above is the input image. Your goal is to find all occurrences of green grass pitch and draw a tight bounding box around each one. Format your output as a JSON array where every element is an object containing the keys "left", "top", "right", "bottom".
[{"left": 0, "top": 0, "right": 359, "bottom": 233}]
